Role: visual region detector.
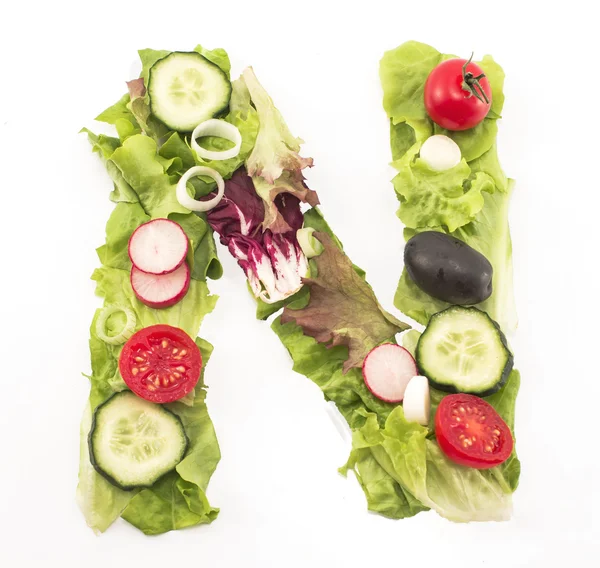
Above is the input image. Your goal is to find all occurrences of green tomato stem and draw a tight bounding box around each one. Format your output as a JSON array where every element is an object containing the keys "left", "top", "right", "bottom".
[{"left": 461, "top": 52, "right": 490, "bottom": 105}]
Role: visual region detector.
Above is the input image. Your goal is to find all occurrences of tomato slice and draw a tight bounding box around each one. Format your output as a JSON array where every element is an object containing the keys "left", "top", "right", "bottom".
[
  {"left": 434, "top": 394, "right": 513, "bottom": 469},
  {"left": 119, "top": 324, "right": 202, "bottom": 403}
]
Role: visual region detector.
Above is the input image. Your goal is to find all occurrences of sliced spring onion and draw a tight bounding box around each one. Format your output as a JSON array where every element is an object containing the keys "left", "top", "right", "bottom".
[
  {"left": 191, "top": 119, "right": 242, "bottom": 161},
  {"left": 176, "top": 166, "right": 225, "bottom": 212},
  {"left": 296, "top": 227, "right": 324, "bottom": 258},
  {"left": 95, "top": 305, "right": 136, "bottom": 345}
]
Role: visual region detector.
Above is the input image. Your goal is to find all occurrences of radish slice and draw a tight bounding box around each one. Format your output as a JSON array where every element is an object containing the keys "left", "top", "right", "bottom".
[
  {"left": 191, "top": 119, "right": 242, "bottom": 161},
  {"left": 362, "top": 344, "right": 418, "bottom": 403},
  {"left": 128, "top": 219, "right": 188, "bottom": 275},
  {"left": 131, "top": 263, "right": 190, "bottom": 309},
  {"left": 403, "top": 376, "right": 430, "bottom": 425},
  {"left": 176, "top": 166, "right": 225, "bottom": 212}
]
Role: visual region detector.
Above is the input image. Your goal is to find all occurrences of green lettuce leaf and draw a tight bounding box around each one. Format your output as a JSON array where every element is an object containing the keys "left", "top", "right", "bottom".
[
  {"left": 242, "top": 67, "right": 314, "bottom": 184},
  {"left": 110, "top": 135, "right": 189, "bottom": 218},
  {"left": 281, "top": 232, "right": 409, "bottom": 372},
  {"left": 97, "top": 202, "right": 149, "bottom": 270},
  {"left": 76, "top": 399, "right": 136, "bottom": 533},
  {"left": 347, "top": 371, "right": 520, "bottom": 523},
  {"left": 121, "top": 472, "right": 218, "bottom": 535},
  {"left": 194, "top": 44, "right": 231, "bottom": 78},
  {"left": 380, "top": 41, "right": 442, "bottom": 125},
  {"left": 138, "top": 48, "right": 171, "bottom": 84},
  {"left": 339, "top": 447, "right": 428, "bottom": 519},
  {"left": 392, "top": 152, "right": 495, "bottom": 232},
  {"left": 95, "top": 94, "right": 139, "bottom": 127},
  {"left": 92, "top": 266, "right": 217, "bottom": 338}
]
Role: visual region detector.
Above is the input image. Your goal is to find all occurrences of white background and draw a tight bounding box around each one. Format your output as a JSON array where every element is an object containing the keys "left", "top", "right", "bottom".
[{"left": 1, "top": 1, "right": 598, "bottom": 566}]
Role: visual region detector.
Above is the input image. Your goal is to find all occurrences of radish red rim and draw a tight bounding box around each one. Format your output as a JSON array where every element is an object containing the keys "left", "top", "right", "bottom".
[
  {"left": 131, "top": 262, "right": 191, "bottom": 309},
  {"left": 128, "top": 219, "right": 188, "bottom": 275},
  {"left": 362, "top": 343, "right": 418, "bottom": 403}
]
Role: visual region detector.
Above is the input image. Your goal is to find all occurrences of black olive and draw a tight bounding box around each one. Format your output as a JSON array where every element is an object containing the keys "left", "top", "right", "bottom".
[{"left": 404, "top": 231, "right": 493, "bottom": 305}]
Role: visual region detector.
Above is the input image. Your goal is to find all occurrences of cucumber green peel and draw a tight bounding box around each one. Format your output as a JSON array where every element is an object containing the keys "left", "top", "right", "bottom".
[
  {"left": 416, "top": 306, "right": 513, "bottom": 396},
  {"left": 89, "top": 392, "right": 188, "bottom": 491}
]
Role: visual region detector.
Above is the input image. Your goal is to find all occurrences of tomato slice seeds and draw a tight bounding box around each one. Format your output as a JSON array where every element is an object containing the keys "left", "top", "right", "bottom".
[
  {"left": 119, "top": 324, "right": 202, "bottom": 403},
  {"left": 434, "top": 394, "right": 513, "bottom": 469}
]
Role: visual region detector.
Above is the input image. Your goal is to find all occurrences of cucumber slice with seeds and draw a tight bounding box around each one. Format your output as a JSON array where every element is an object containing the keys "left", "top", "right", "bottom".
[
  {"left": 416, "top": 306, "right": 513, "bottom": 396},
  {"left": 89, "top": 391, "right": 188, "bottom": 490},
  {"left": 148, "top": 51, "right": 231, "bottom": 132}
]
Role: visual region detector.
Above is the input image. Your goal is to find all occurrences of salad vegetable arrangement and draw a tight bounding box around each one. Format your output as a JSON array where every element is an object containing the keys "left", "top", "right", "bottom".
[
  {"left": 363, "top": 40, "right": 521, "bottom": 521},
  {"left": 80, "top": 39, "right": 520, "bottom": 534},
  {"left": 78, "top": 45, "right": 245, "bottom": 534},
  {"left": 199, "top": 42, "right": 520, "bottom": 522}
]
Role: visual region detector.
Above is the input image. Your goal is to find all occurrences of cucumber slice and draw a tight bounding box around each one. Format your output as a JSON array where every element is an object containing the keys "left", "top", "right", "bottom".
[
  {"left": 148, "top": 51, "right": 232, "bottom": 132},
  {"left": 416, "top": 306, "right": 513, "bottom": 396},
  {"left": 89, "top": 392, "right": 188, "bottom": 490}
]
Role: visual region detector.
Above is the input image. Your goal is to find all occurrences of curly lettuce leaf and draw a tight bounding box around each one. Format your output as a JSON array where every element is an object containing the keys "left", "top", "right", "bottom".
[
  {"left": 242, "top": 67, "right": 314, "bottom": 184},
  {"left": 392, "top": 152, "right": 495, "bottom": 232},
  {"left": 237, "top": 68, "right": 317, "bottom": 232},
  {"left": 380, "top": 41, "right": 442, "bottom": 125},
  {"left": 281, "top": 232, "right": 409, "bottom": 372},
  {"left": 194, "top": 44, "right": 231, "bottom": 78},
  {"left": 470, "top": 143, "right": 508, "bottom": 191},
  {"left": 110, "top": 135, "right": 189, "bottom": 218}
]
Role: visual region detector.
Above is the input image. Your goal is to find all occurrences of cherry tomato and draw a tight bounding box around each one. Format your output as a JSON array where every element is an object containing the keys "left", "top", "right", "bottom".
[
  {"left": 435, "top": 394, "right": 513, "bottom": 469},
  {"left": 424, "top": 57, "right": 492, "bottom": 131},
  {"left": 119, "top": 324, "right": 202, "bottom": 403}
]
